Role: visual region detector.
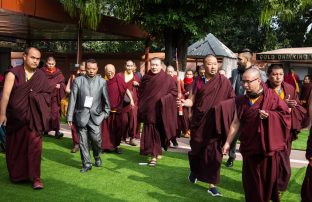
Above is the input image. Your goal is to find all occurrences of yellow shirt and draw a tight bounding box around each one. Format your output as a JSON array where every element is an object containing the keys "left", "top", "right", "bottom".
[
  {"left": 248, "top": 97, "right": 259, "bottom": 105},
  {"left": 274, "top": 88, "right": 285, "bottom": 100}
]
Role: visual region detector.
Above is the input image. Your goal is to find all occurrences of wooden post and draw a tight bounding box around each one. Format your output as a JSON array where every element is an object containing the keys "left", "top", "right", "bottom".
[
  {"left": 76, "top": 24, "right": 82, "bottom": 65},
  {"left": 144, "top": 35, "right": 152, "bottom": 74}
]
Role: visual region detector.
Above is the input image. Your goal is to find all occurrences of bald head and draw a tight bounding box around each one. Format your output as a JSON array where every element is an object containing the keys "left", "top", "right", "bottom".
[
  {"left": 105, "top": 64, "right": 116, "bottom": 80},
  {"left": 166, "top": 65, "right": 175, "bottom": 77},
  {"left": 242, "top": 68, "right": 261, "bottom": 94},
  {"left": 243, "top": 68, "right": 260, "bottom": 78}
]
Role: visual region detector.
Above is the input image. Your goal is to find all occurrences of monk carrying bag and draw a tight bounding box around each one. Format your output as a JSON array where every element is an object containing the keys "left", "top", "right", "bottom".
[{"left": 0, "top": 125, "right": 6, "bottom": 152}]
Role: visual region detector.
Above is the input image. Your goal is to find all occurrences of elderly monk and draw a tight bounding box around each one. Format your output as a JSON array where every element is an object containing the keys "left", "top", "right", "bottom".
[
  {"left": 223, "top": 68, "right": 291, "bottom": 202},
  {"left": 42, "top": 56, "right": 66, "bottom": 139},
  {"left": 118, "top": 60, "right": 140, "bottom": 146},
  {"left": 0, "top": 47, "right": 51, "bottom": 189},
  {"left": 265, "top": 64, "right": 306, "bottom": 191},
  {"left": 102, "top": 64, "right": 134, "bottom": 154},
  {"left": 179, "top": 55, "right": 235, "bottom": 196},
  {"left": 138, "top": 57, "right": 177, "bottom": 166},
  {"left": 65, "top": 62, "right": 86, "bottom": 153}
]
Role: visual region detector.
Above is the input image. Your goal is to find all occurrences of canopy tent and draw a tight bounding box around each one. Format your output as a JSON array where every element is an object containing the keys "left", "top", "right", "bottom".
[{"left": 187, "top": 33, "right": 237, "bottom": 78}]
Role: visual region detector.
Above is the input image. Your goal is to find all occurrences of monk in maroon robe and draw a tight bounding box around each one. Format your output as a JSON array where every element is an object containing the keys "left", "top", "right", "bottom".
[
  {"left": 138, "top": 57, "right": 177, "bottom": 166},
  {"left": 181, "top": 69, "right": 194, "bottom": 138},
  {"left": 265, "top": 64, "right": 307, "bottom": 191},
  {"left": 301, "top": 127, "right": 312, "bottom": 202},
  {"left": 180, "top": 55, "right": 235, "bottom": 196},
  {"left": 284, "top": 68, "right": 300, "bottom": 93},
  {"left": 300, "top": 75, "right": 312, "bottom": 128},
  {"left": 165, "top": 65, "right": 186, "bottom": 146},
  {"left": 42, "top": 56, "right": 66, "bottom": 138},
  {"left": 101, "top": 64, "right": 134, "bottom": 154},
  {"left": 118, "top": 60, "right": 140, "bottom": 146},
  {"left": 0, "top": 47, "right": 51, "bottom": 189},
  {"left": 223, "top": 68, "right": 291, "bottom": 202}
]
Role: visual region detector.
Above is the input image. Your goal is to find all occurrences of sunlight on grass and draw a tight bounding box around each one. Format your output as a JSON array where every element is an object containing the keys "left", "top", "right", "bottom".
[{"left": 0, "top": 137, "right": 306, "bottom": 201}]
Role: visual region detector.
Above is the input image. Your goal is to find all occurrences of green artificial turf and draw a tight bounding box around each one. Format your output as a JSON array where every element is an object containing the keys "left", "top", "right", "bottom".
[
  {"left": 292, "top": 129, "right": 309, "bottom": 151},
  {"left": 0, "top": 137, "right": 306, "bottom": 201}
]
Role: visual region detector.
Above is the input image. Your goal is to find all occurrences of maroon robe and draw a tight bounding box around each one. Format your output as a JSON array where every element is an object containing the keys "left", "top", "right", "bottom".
[
  {"left": 301, "top": 127, "right": 312, "bottom": 202},
  {"left": 265, "top": 82, "right": 307, "bottom": 191},
  {"left": 188, "top": 73, "right": 235, "bottom": 184},
  {"left": 118, "top": 72, "right": 140, "bottom": 140},
  {"left": 139, "top": 70, "right": 177, "bottom": 156},
  {"left": 101, "top": 75, "right": 126, "bottom": 150},
  {"left": 6, "top": 65, "right": 51, "bottom": 182},
  {"left": 234, "top": 86, "right": 291, "bottom": 202},
  {"left": 42, "top": 66, "right": 66, "bottom": 132},
  {"left": 300, "top": 83, "right": 312, "bottom": 128}
]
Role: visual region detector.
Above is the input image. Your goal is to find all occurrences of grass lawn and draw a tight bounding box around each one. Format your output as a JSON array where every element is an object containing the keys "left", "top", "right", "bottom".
[
  {"left": 0, "top": 137, "right": 307, "bottom": 202},
  {"left": 292, "top": 129, "right": 309, "bottom": 151}
]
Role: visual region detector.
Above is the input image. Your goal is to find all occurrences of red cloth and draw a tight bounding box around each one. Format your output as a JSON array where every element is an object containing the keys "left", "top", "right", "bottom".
[
  {"left": 42, "top": 66, "right": 66, "bottom": 131},
  {"left": 284, "top": 73, "right": 300, "bottom": 90},
  {"left": 71, "top": 123, "right": 79, "bottom": 145},
  {"left": 106, "top": 75, "right": 126, "bottom": 111},
  {"left": 184, "top": 77, "right": 193, "bottom": 85},
  {"left": 139, "top": 70, "right": 177, "bottom": 156},
  {"left": 5, "top": 65, "right": 51, "bottom": 182},
  {"left": 188, "top": 73, "right": 235, "bottom": 184},
  {"left": 7, "top": 66, "right": 51, "bottom": 134},
  {"left": 117, "top": 72, "right": 140, "bottom": 140},
  {"left": 101, "top": 75, "right": 127, "bottom": 149},
  {"left": 234, "top": 86, "right": 291, "bottom": 199},
  {"left": 300, "top": 83, "right": 312, "bottom": 128},
  {"left": 6, "top": 125, "right": 42, "bottom": 182},
  {"left": 301, "top": 128, "right": 312, "bottom": 202},
  {"left": 101, "top": 112, "right": 122, "bottom": 150}
]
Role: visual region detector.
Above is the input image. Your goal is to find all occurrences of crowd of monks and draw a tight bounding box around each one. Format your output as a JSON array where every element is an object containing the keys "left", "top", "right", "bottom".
[{"left": 0, "top": 47, "right": 312, "bottom": 202}]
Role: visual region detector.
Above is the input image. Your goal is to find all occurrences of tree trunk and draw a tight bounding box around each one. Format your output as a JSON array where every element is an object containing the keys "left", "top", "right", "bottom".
[{"left": 164, "top": 28, "right": 188, "bottom": 71}]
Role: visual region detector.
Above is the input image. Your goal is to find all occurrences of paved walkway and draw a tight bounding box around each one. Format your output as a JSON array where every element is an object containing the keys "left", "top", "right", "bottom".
[{"left": 56, "top": 123, "right": 308, "bottom": 168}]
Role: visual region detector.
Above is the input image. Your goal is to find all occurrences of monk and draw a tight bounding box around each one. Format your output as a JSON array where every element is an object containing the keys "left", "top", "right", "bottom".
[
  {"left": 284, "top": 68, "right": 300, "bottom": 93},
  {"left": 166, "top": 65, "right": 181, "bottom": 147},
  {"left": 138, "top": 57, "right": 177, "bottom": 166},
  {"left": 181, "top": 69, "right": 194, "bottom": 138},
  {"left": 222, "top": 68, "right": 291, "bottom": 202},
  {"left": 300, "top": 75, "right": 312, "bottom": 128},
  {"left": 265, "top": 64, "right": 306, "bottom": 191},
  {"left": 65, "top": 62, "right": 86, "bottom": 153},
  {"left": 42, "top": 56, "right": 66, "bottom": 139},
  {"left": 0, "top": 47, "right": 51, "bottom": 189},
  {"left": 301, "top": 126, "right": 312, "bottom": 201},
  {"left": 118, "top": 60, "right": 140, "bottom": 146},
  {"left": 179, "top": 55, "right": 235, "bottom": 196},
  {"left": 101, "top": 64, "right": 134, "bottom": 154}
]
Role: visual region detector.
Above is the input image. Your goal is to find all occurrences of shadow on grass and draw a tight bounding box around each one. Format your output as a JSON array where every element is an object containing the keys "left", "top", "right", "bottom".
[
  {"left": 0, "top": 176, "right": 126, "bottom": 201},
  {"left": 105, "top": 147, "right": 243, "bottom": 201}
]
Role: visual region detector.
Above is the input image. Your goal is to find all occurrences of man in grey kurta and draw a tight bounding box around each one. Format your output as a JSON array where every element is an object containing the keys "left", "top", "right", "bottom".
[{"left": 67, "top": 59, "right": 110, "bottom": 173}]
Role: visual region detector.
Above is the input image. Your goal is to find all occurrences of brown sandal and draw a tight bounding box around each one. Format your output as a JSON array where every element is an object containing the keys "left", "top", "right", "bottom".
[{"left": 148, "top": 159, "right": 157, "bottom": 167}]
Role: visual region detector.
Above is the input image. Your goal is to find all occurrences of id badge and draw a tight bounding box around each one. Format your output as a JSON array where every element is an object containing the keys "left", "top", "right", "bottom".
[{"left": 84, "top": 96, "right": 93, "bottom": 108}]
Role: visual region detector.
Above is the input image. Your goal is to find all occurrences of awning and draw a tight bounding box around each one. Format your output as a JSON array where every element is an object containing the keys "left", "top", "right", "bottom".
[
  {"left": 256, "top": 47, "right": 312, "bottom": 62},
  {"left": 0, "top": 0, "right": 146, "bottom": 41}
]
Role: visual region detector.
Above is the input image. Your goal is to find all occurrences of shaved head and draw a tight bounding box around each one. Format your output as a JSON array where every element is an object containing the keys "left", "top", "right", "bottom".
[
  {"left": 105, "top": 64, "right": 116, "bottom": 79},
  {"left": 243, "top": 68, "right": 260, "bottom": 79}
]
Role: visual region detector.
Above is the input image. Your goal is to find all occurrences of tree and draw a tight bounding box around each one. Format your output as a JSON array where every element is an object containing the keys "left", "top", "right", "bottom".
[{"left": 60, "top": 0, "right": 312, "bottom": 69}]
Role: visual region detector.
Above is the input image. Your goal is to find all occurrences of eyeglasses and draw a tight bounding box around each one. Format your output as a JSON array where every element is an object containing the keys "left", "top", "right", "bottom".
[{"left": 241, "top": 78, "right": 259, "bottom": 85}]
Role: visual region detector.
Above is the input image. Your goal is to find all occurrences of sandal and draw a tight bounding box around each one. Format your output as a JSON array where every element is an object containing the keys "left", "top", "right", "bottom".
[{"left": 148, "top": 159, "right": 157, "bottom": 167}]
